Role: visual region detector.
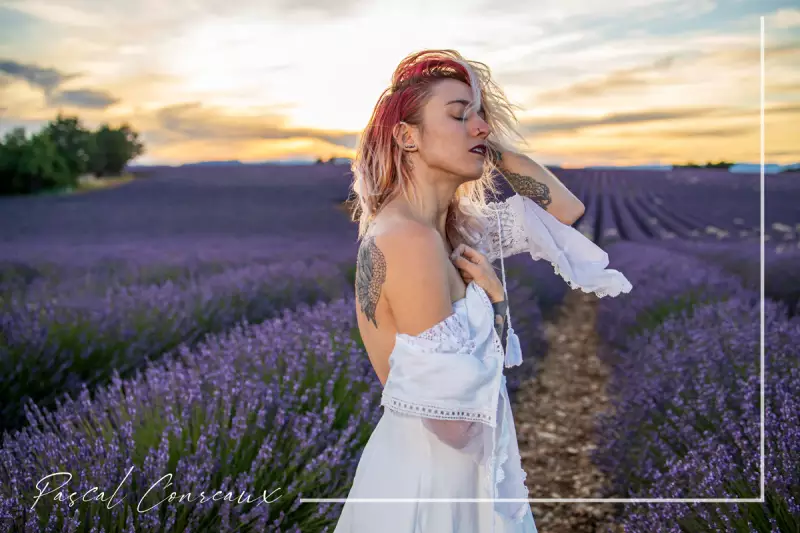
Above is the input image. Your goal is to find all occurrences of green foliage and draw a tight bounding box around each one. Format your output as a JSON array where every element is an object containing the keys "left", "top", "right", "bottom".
[
  {"left": 88, "top": 123, "right": 145, "bottom": 177},
  {"left": 42, "top": 113, "right": 93, "bottom": 177},
  {"left": 0, "top": 127, "right": 73, "bottom": 194},
  {"left": 677, "top": 160, "right": 735, "bottom": 169},
  {"left": 0, "top": 114, "right": 146, "bottom": 195}
]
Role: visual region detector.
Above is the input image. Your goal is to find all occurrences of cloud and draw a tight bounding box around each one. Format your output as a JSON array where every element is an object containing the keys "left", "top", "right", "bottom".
[
  {"left": 152, "top": 102, "right": 359, "bottom": 148},
  {"left": 518, "top": 106, "right": 727, "bottom": 135},
  {"left": 767, "top": 8, "right": 800, "bottom": 30},
  {"left": 529, "top": 53, "right": 681, "bottom": 103},
  {"left": 765, "top": 102, "right": 800, "bottom": 116},
  {"left": 47, "top": 88, "right": 119, "bottom": 109},
  {"left": 0, "top": 58, "right": 77, "bottom": 91},
  {"left": 617, "top": 125, "right": 754, "bottom": 138},
  {"left": 519, "top": 100, "right": 800, "bottom": 137},
  {"left": 0, "top": 58, "right": 119, "bottom": 109},
  {"left": 3, "top": 0, "right": 366, "bottom": 35}
]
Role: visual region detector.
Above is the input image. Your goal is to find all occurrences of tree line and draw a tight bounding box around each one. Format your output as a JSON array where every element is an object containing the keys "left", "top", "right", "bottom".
[{"left": 0, "top": 113, "right": 145, "bottom": 195}]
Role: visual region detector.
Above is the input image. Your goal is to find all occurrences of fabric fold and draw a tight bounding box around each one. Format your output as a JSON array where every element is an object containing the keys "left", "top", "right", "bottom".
[
  {"left": 381, "top": 280, "right": 528, "bottom": 527},
  {"left": 381, "top": 280, "right": 503, "bottom": 428},
  {"left": 505, "top": 194, "right": 633, "bottom": 299},
  {"left": 378, "top": 193, "right": 633, "bottom": 529}
]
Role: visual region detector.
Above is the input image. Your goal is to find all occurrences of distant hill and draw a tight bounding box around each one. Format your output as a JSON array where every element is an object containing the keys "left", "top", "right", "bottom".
[
  {"left": 586, "top": 164, "right": 674, "bottom": 171},
  {"left": 127, "top": 159, "right": 798, "bottom": 173},
  {"left": 729, "top": 163, "right": 784, "bottom": 174},
  {"left": 180, "top": 160, "right": 246, "bottom": 167}
]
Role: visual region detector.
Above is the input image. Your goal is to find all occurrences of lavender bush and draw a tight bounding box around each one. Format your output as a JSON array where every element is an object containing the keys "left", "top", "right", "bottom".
[
  {"left": 0, "top": 296, "right": 379, "bottom": 532},
  {"left": 591, "top": 241, "right": 799, "bottom": 531},
  {"left": 595, "top": 241, "right": 752, "bottom": 350},
  {"left": 0, "top": 277, "right": 547, "bottom": 530},
  {"left": 660, "top": 239, "right": 800, "bottom": 317},
  {"left": 594, "top": 295, "right": 799, "bottom": 532},
  {"left": 0, "top": 259, "right": 353, "bottom": 432}
]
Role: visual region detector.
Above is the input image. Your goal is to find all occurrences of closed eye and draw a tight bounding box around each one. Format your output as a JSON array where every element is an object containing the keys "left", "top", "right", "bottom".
[{"left": 453, "top": 110, "right": 486, "bottom": 122}]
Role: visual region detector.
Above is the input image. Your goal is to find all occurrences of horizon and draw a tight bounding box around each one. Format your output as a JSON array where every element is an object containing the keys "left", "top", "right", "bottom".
[
  {"left": 124, "top": 160, "right": 799, "bottom": 178},
  {"left": 1, "top": 1, "right": 798, "bottom": 167}
]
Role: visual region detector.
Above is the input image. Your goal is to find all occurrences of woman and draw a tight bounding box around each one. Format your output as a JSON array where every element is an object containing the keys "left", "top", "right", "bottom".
[{"left": 335, "top": 49, "right": 632, "bottom": 533}]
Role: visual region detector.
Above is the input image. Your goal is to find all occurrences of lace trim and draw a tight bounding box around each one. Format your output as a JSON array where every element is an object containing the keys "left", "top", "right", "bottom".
[
  {"left": 493, "top": 416, "right": 511, "bottom": 488},
  {"left": 482, "top": 199, "right": 529, "bottom": 263},
  {"left": 504, "top": 195, "right": 631, "bottom": 300},
  {"left": 416, "top": 312, "right": 469, "bottom": 343},
  {"left": 381, "top": 396, "right": 495, "bottom": 423},
  {"left": 552, "top": 257, "right": 622, "bottom": 299},
  {"left": 395, "top": 311, "right": 478, "bottom": 355}
]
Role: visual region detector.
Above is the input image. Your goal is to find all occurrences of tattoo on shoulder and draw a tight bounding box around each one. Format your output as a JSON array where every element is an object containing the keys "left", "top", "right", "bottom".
[
  {"left": 503, "top": 171, "right": 552, "bottom": 209},
  {"left": 355, "top": 236, "right": 387, "bottom": 328}
]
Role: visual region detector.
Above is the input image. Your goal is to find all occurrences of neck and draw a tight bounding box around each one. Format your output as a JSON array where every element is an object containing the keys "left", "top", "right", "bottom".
[{"left": 391, "top": 169, "right": 461, "bottom": 242}]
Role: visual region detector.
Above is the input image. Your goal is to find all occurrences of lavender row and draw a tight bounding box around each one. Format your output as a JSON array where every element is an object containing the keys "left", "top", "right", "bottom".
[
  {"left": 0, "top": 282, "right": 547, "bottom": 530},
  {"left": 595, "top": 241, "right": 752, "bottom": 350},
  {"left": 592, "top": 242, "right": 799, "bottom": 531},
  {"left": 0, "top": 296, "right": 379, "bottom": 532},
  {"left": 659, "top": 239, "right": 800, "bottom": 317},
  {"left": 554, "top": 168, "right": 799, "bottom": 245},
  {"left": 604, "top": 299, "right": 798, "bottom": 531},
  {"left": 0, "top": 259, "right": 354, "bottom": 432},
  {"left": 0, "top": 235, "right": 358, "bottom": 300}
]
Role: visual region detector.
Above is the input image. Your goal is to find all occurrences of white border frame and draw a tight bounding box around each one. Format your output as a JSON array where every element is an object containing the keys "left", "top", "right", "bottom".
[{"left": 304, "top": 15, "right": 766, "bottom": 507}]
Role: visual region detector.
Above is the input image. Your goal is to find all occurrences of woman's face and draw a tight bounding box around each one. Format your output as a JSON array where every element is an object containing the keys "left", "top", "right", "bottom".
[{"left": 413, "top": 78, "right": 491, "bottom": 182}]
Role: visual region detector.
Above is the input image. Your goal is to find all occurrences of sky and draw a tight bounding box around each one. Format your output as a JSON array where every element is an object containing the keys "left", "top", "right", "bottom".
[{"left": 0, "top": 0, "right": 798, "bottom": 168}]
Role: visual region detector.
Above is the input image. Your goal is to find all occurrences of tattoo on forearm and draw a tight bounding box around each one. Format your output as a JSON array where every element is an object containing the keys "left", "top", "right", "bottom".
[
  {"left": 355, "top": 236, "right": 386, "bottom": 328},
  {"left": 503, "top": 171, "right": 552, "bottom": 209},
  {"left": 491, "top": 299, "right": 508, "bottom": 341}
]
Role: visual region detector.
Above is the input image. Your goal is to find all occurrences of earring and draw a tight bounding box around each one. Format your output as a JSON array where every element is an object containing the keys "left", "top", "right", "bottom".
[{"left": 404, "top": 144, "right": 415, "bottom": 149}]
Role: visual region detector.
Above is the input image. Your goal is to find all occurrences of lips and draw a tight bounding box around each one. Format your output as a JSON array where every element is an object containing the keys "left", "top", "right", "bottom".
[{"left": 469, "top": 145, "right": 487, "bottom": 156}]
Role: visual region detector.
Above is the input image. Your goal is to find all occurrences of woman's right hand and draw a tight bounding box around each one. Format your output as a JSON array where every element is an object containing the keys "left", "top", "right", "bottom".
[{"left": 450, "top": 244, "right": 505, "bottom": 302}]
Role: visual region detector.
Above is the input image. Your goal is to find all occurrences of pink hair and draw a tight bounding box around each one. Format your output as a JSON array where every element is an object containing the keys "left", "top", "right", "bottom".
[{"left": 349, "top": 49, "right": 526, "bottom": 248}]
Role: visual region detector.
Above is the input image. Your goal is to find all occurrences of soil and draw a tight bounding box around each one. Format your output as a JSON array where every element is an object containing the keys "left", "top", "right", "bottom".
[{"left": 512, "top": 289, "right": 626, "bottom": 533}]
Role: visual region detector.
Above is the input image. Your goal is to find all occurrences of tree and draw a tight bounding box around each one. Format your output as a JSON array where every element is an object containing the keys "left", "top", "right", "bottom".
[
  {"left": 41, "top": 113, "right": 93, "bottom": 179},
  {"left": 87, "top": 123, "right": 145, "bottom": 177},
  {"left": 0, "top": 115, "right": 146, "bottom": 195},
  {"left": 0, "top": 128, "right": 71, "bottom": 195}
]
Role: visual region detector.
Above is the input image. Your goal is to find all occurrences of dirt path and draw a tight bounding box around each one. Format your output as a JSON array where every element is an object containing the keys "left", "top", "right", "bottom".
[{"left": 512, "top": 290, "right": 624, "bottom": 533}]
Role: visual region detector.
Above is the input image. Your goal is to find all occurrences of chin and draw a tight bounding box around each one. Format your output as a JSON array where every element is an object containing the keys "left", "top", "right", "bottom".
[
  {"left": 449, "top": 159, "right": 484, "bottom": 183},
  {"left": 467, "top": 163, "right": 486, "bottom": 181}
]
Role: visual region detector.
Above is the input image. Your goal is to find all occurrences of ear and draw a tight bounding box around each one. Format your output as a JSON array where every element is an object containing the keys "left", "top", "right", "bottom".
[{"left": 393, "top": 121, "right": 418, "bottom": 152}]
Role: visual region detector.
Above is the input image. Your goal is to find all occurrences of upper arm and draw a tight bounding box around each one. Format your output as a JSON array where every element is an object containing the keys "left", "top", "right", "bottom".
[{"left": 377, "top": 223, "right": 454, "bottom": 337}]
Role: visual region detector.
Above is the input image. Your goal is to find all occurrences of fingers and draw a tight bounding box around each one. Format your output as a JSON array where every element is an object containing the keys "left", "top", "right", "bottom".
[
  {"left": 455, "top": 244, "right": 485, "bottom": 265},
  {"left": 450, "top": 244, "right": 466, "bottom": 261},
  {"left": 451, "top": 244, "right": 476, "bottom": 261},
  {"left": 451, "top": 255, "right": 474, "bottom": 272}
]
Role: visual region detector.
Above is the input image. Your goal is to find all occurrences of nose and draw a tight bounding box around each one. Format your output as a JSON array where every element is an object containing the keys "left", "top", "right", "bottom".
[{"left": 473, "top": 116, "right": 490, "bottom": 138}]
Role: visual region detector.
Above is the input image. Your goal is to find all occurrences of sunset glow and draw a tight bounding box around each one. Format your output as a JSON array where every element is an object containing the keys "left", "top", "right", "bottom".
[{"left": 1, "top": 0, "right": 797, "bottom": 167}]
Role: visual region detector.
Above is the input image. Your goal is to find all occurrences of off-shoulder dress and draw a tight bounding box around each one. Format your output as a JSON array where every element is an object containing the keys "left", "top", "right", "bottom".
[{"left": 334, "top": 193, "right": 633, "bottom": 533}]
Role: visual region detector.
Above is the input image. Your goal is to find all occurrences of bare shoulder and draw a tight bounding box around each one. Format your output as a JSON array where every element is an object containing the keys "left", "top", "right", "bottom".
[{"left": 355, "top": 216, "right": 453, "bottom": 335}]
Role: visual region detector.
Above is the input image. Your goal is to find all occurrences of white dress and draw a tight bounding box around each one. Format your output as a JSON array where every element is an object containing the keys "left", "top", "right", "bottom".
[{"left": 334, "top": 194, "right": 633, "bottom": 533}]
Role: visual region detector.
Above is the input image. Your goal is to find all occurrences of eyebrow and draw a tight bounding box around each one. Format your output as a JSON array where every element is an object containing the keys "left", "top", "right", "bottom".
[{"left": 445, "top": 99, "right": 485, "bottom": 112}]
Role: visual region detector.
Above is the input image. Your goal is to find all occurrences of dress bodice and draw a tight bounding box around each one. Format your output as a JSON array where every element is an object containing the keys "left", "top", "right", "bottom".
[{"left": 379, "top": 192, "right": 633, "bottom": 529}]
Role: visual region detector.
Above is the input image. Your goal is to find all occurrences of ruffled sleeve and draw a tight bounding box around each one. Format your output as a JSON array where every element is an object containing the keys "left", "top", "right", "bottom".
[
  {"left": 481, "top": 194, "right": 633, "bottom": 298},
  {"left": 380, "top": 300, "right": 504, "bottom": 456}
]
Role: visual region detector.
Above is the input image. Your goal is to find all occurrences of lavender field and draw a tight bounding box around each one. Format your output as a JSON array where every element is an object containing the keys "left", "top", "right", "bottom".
[{"left": 0, "top": 164, "right": 798, "bottom": 532}]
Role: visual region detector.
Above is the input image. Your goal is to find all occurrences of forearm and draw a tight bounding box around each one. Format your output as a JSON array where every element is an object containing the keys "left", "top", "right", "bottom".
[
  {"left": 491, "top": 298, "right": 508, "bottom": 341},
  {"left": 491, "top": 147, "right": 585, "bottom": 225}
]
